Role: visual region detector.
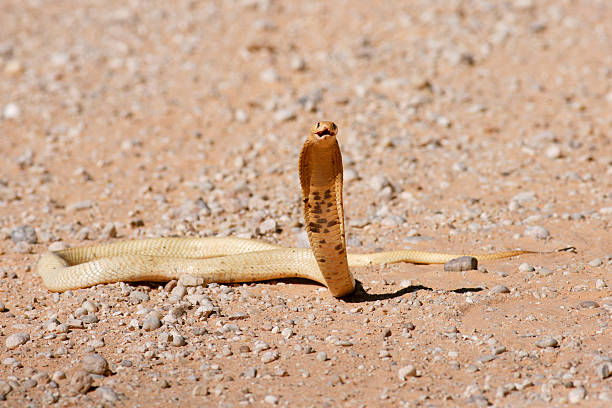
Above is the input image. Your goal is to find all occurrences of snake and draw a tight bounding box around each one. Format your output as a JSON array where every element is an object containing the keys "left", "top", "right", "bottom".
[{"left": 37, "top": 121, "right": 570, "bottom": 297}]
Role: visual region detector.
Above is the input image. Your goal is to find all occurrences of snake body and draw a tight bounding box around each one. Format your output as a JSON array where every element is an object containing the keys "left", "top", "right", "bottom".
[{"left": 37, "top": 122, "right": 550, "bottom": 297}]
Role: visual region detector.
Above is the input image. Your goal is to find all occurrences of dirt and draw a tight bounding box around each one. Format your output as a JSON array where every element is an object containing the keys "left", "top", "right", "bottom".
[{"left": 1, "top": 0, "right": 611, "bottom": 407}]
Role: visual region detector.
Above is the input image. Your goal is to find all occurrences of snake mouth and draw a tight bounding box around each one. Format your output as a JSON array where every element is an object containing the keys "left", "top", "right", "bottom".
[{"left": 314, "top": 129, "right": 332, "bottom": 137}]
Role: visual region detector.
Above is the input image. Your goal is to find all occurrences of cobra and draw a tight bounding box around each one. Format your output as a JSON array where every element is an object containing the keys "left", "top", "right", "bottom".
[{"left": 37, "top": 122, "right": 568, "bottom": 297}]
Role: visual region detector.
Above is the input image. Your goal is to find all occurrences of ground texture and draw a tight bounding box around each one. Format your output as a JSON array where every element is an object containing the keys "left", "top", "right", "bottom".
[{"left": 1, "top": 0, "right": 611, "bottom": 406}]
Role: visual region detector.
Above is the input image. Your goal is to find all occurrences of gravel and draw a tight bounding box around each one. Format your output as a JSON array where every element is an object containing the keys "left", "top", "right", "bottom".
[
  {"left": 5, "top": 332, "right": 29, "bottom": 349},
  {"left": 9, "top": 225, "right": 37, "bottom": 244},
  {"left": 398, "top": 365, "right": 417, "bottom": 380},
  {"left": 80, "top": 353, "right": 110, "bottom": 375},
  {"left": 535, "top": 338, "right": 559, "bottom": 348},
  {"left": 444, "top": 256, "right": 478, "bottom": 272}
]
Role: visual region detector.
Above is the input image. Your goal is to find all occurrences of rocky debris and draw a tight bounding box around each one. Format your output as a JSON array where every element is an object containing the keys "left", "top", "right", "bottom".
[
  {"left": 80, "top": 353, "right": 110, "bottom": 375},
  {"left": 398, "top": 365, "right": 417, "bottom": 380},
  {"left": 444, "top": 256, "right": 478, "bottom": 272},
  {"left": 5, "top": 332, "right": 29, "bottom": 349},
  {"left": 10, "top": 225, "right": 37, "bottom": 244}
]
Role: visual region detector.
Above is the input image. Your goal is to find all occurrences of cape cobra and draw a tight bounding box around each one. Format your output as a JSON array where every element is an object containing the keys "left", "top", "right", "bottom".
[{"left": 37, "top": 121, "right": 570, "bottom": 297}]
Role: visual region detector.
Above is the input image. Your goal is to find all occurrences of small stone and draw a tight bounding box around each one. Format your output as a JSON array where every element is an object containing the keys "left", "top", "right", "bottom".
[
  {"left": 81, "top": 353, "right": 110, "bottom": 375},
  {"left": 96, "top": 386, "right": 119, "bottom": 402},
  {"left": 535, "top": 337, "right": 558, "bottom": 348},
  {"left": 596, "top": 279, "right": 607, "bottom": 289},
  {"left": 369, "top": 175, "right": 391, "bottom": 192},
  {"left": 41, "top": 391, "right": 59, "bottom": 404},
  {"left": 261, "top": 350, "right": 279, "bottom": 363},
  {"left": 578, "top": 300, "right": 600, "bottom": 309},
  {"left": 10, "top": 225, "right": 37, "bottom": 244},
  {"left": 171, "top": 333, "right": 186, "bottom": 346},
  {"left": 398, "top": 365, "right": 417, "bottom": 380},
  {"left": 568, "top": 386, "right": 586, "bottom": 403},
  {"left": 589, "top": 258, "right": 603, "bottom": 267},
  {"left": 444, "top": 256, "right": 478, "bottom": 272},
  {"left": 597, "top": 362, "right": 612, "bottom": 379},
  {"left": 130, "top": 290, "right": 150, "bottom": 302},
  {"left": 101, "top": 223, "right": 117, "bottom": 238},
  {"left": 519, "top": 263, "right": 535, "bottom": 272},
  {"left": 0, "top": 381, "right": 11, "bottom": 400},
  {"left": 545, "top": 144, "right": 562, "bottom": 159},
  {"left": 489, "top": 285, "right": 510, "bottom": 294},
  {"left": 538, "top": 267, "right": 553, "bottom": 276},
  {"left": 243, "top": 367, "right": 257, "bottom": 378},
  {"left": 316, "top": 351, "right": 328, "bottom": 361},
  {"left": 142, "top": 314, "right": 162, "bottom": 331},
  {"left": 5, "top": 332, "right": 29, "bottom": 349},
  {"left": 52, "top": 371, "right": 66, "bottom": 382},
  {"left": 273, "top": 108, "right": 296, "bottom": 123},
  {"left": 13, "top": 241, "right": 32, "bottom": 253},
  {"left": 478, "top": 354, "right": 496, "bottom": 363},
  {"left": 68, "top": 200, "right": 94, "bottom": 211},
  {"left": 264, "top": 395, "right": 279, "bottom": 405},
  {"left": 159, "top": 379, "right": 170, "bottom": 389},
  {"left": 260, "top": 68, "right": 279, "bottom": 83},
  {"left": 525, "top": 226, "right": 550, "bottom": 240},
  {"left": 192, "top": 384, "right": 209, "bottom": 396},
  {"left": 258, "top": 218, "right": 278, "bottom": 234},
  {"left": 290, "top": 55, "right": 306, "bottom": 71},
  {"left": 234, "top": 109, "right": 248, "bottom": 123},
  {"left": 281, "top": 328, "right": 293, "bottom": 339},
  {"left": 70, "top": 370, "right": 93, "bottom": 394},
  {"left": 2, "top": 103, "right": 20, "bottom": 119},
  {"left": 3, "top": 60, "right": 23, "bottom": 76}
]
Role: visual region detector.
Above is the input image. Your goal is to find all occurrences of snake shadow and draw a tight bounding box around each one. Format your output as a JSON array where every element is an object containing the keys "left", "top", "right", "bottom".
[
  {"left": 342, "top": 280, "right": 483, "bottom": 303},
  {"left": 278, "top": 278, "right": 483, "bottom": 303}
]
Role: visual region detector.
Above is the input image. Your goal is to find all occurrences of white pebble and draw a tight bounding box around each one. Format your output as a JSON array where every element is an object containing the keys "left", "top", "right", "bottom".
[
  {"left": 5, "top": 332, "right": 29, "bottom": 349},
  {"left": 2, "top": 103, "right": 20, "bottom": 119},
  {"left": 398, "top": 365, "right": 417, "bottom": 380}
]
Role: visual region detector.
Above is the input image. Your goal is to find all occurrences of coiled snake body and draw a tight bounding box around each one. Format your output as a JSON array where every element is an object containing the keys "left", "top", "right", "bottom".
[{"left": 37, "top": 122, "right": 550, "bottom": 297}]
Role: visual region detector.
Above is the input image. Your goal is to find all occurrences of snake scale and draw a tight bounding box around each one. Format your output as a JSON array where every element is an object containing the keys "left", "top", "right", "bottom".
[{"left": 37, "top": 121, "right": 563, "bottom": 297}]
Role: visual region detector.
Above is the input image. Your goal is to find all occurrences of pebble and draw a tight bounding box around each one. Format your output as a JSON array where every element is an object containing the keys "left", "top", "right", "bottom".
[
  {"left": 260, "top": 68, "right": 279, "bottom": 83},
  {"left": 143, "top": 314, "right": 162, "bottom": 331},
  {"left": 2, "top": 103, "right": 20, "bottom": 119},
  {"left": 5, "top": 332, "right": 29, "bottom": 349},
  {"left": 0, "top": 381, "right": 11, "bottom": 400},
  {"left": 588, "top": 258, "right": 603, "bottom": 267},
  {"left": 192, "top": 384, "right": 209, "bottom": 396},
  {"left": 96, "top": 386, "right": 119, "bottom": 402},
  {"left": 273, "top": 107, "right": 296, "bottom": 123},
  {"left": 545, "top": 144, "right": 562, "bottom": 159},
  {"left": 524, "top": 226, "right": 550, "bottom": 240},
  {"left": 70, "top": 370, "right": 93, "bottom": 394},
  {"left": 597, "top": 362, "right": 612, "bottom": 379},
  {"left": 535, "top": 337, "right": 559, "bottom": 348},
  {"left": 596, "top": 279, "right": 607, "bottom": 289},
  {"left": 264, "top": 395, "right": 279, "bottom": 405},
  {"left": 316, "top": 351, "right": 328, "bottom": 361},
  {"left": 568, "top": 386, "right": 586, "bottom": 403},
  {"left": 81, "top": 353, "right": 110, "bottom": 375},
  {"left": 444, "top": 256, "right": 478, "bottom": 272},
  {"left": 258, "top": 218, "right": 278, "bottom": 234},
  {"left": 489, "top": 285, "right": 510, "bottom": 294},
  {"left": 398, "top": 365, "right": 417, "bottom": 380},
  {"left": 519, "top": 263, "right": 535, "bottom": 273},
  {"left": 130, "top": 290, "right": 150, "bottom": 302},
  {"left": 578, "top": 300, "right": 599, "bottom": 309},
  {"left": 261, "top": 350, "right": 279, "bottom": 363},
  {"left": 10, "top": 225, "right": 37, "bottom": 244}
]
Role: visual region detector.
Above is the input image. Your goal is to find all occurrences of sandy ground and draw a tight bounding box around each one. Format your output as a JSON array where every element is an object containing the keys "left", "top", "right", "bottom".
[{"left": 1, "top": 0, "right": 611, "bottom": 406}]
